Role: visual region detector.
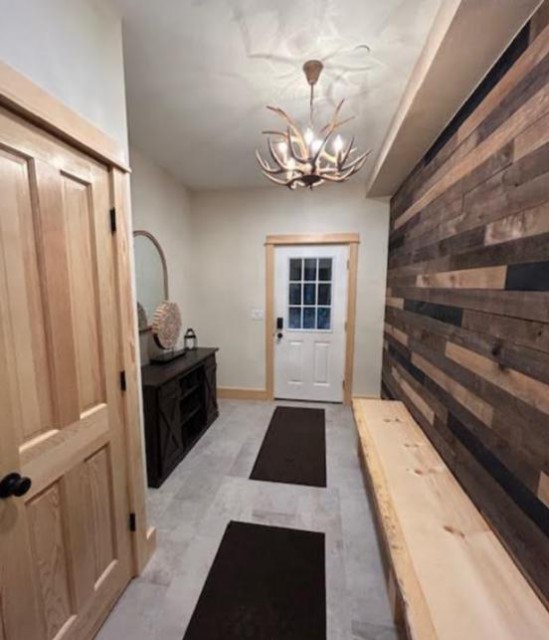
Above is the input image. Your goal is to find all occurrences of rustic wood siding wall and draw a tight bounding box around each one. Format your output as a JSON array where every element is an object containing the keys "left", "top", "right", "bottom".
[{"left": 383, "top": 23, "right": 549, "bottom": 606}]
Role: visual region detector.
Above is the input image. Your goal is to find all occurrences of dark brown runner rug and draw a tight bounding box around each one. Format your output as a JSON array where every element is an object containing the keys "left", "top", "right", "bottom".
[
  {"left": 250, "top": 406, "right": 326, "bottom": 487},
  {"left": 183, "top": 521, "right": 326, "bottom": 640}
]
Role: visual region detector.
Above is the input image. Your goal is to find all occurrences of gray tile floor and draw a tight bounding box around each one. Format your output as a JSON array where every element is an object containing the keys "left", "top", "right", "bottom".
[{"left": 97, "top": 400, "right": 397, "bottom": 640}]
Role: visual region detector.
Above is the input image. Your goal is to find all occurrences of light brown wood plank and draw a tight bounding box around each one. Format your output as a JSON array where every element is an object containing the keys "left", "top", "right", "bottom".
[
  {"left": 265, "top": 232, "right": 360, "bottom": 245},
  {"left": 412, "top": 353, "right": 494, "bottom": 425},
  {"left": 413, "top": 129, "right": 479, "bottom": 208},
  {"left": 344, "top": 242, "right": 359, "bottom": 405},
  {"left": 484, "top": 201, "right": 549, "bottom": 245},
  {"left": 416, "top": 266, "right": 507, "bottom": 289},
  {"left": 391, "top": 367, "right": 435, "bottom": 424},
  {"left": 386, "top": 296, "right": 405, "bottom": 309},
  {"left": 514, "top": 108, "right": 549, "bottom": 161},
  {"left": 384, "top": 322, "right": 409, "bottom": 347},
  {"left": 110, "top": 168, "right": 154, "bottom": 574},
  {"left": 354, "top": 400, "right": 438, "bottom": 640},
  {"left": 445, "top": 341, "right": 549, "bottom": 415},
  {"left": 217, "top": 387, "right": 269, "bottom": 400}
]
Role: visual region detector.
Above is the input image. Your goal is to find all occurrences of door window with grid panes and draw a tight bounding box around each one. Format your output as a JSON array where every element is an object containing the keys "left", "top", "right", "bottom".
[{"left": 288, "top": 257, "right": 333, "bottom": 330}]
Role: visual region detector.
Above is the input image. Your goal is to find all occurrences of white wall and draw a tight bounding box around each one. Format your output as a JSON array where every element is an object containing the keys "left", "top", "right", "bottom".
[
  {"left": 130, "top": 146, "right": 194, "bottom": 360},
  {"left": 189, "top": 184, "right": 390, "bottom": 397},
  {"left": 0, "top": 0, "right": 128, "bottom": 157},
  {"left": 0, "top": 1, "right": 389, "bottom": 397}
]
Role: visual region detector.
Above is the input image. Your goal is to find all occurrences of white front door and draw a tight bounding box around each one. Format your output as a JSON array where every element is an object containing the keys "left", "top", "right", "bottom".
[{"left": 274, "top": 245, "right": 349, "bottom": 402}]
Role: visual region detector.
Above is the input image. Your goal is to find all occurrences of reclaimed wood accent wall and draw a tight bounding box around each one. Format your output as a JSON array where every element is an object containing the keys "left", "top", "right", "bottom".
[{"left": 383, "top": 22, "right": 549, "bottom": 606}]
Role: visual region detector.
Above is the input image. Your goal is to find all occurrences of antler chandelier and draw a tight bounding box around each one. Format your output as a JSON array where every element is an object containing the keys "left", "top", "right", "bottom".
[{"left": 256, "top": 59, "right": 370, "bottom": 189}]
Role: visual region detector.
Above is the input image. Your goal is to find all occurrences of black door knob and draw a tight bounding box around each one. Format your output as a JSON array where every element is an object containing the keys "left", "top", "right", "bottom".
[{"left": 0, "top": 473, "right": 32, "bottom": 499}]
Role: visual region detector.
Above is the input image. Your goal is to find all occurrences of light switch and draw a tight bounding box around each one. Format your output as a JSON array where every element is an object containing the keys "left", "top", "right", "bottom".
[{"left": 251, "top": 308, "right": 264, "bottom": 320}]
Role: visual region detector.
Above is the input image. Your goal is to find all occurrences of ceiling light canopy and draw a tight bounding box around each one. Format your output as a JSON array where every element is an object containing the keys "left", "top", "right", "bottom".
[{"left": 256, "top": 60, "right": 370, "bottom": 190}]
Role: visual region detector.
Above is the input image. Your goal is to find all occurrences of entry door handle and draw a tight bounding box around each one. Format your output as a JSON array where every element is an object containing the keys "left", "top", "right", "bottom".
[
  {"left": 276, "top": 316, "right": 283, "bottom": 340},
  {"left": 0, "top": 472, "right": 32, "bottom": 499}
]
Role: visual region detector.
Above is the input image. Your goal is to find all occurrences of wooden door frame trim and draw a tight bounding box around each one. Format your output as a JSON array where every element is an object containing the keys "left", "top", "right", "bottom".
[
  {"left": 265, "top": 233, "right": 360, "bottom": 405},
  {"left": 111, "top": 171, "right": 156, "bottom": 574},
  {"left": 0, "top": 60, "right": 129, "bottom": 171},
  {"left": 0, "top": 62, "right": 153, "bottom": 574},
  {"left": 266, "top": 232, "right": 360, "bottom": 246}
]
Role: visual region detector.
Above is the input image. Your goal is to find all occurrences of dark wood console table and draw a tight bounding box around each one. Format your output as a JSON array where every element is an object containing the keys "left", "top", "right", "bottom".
[{"left": 141, "top": 348, "right": 218, "bottom": 488}]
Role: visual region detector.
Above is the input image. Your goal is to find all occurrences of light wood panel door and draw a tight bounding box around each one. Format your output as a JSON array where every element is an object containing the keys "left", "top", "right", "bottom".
[{"left": 0, "top": 107, "right": 132, "bottom": 640}]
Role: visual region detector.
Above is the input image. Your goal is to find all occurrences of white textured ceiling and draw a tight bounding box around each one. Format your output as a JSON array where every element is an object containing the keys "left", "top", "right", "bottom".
[{"left": 112, "top": 0, "right": 442, "bottom": 190}]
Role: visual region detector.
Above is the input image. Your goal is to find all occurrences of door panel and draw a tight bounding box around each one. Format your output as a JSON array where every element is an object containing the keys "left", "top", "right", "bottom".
[
  {"left": 63, "top": 174, "right": 104, "bottom": 413},
  {"left": 62, "top": 460, "right": 98, "bottom": 609},
  {"left": 288, "top": 340, "right": 304, "bottom": 384},
  {"left": 0, "top": 149, "right": 53, "bottom": 442},
  {"left": 0, "top": 107, "right": 132, "bottom": 640},
  {"left": 32, "top": 158, "right": 80, "bottom": 427},
  {"left": 27, "top": 484, "right": 73, "bottom": 640},
  {"left": 313, "top": 341, "right": 330, "bottom": 385},
  {"left": 274, "top": 245, "right": 348, "bottom": 402}
]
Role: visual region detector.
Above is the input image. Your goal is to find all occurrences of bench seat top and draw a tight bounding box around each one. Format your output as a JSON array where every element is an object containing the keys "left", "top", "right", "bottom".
[{"left": 353, "top": 398, "right": 549, "bottom": 640}]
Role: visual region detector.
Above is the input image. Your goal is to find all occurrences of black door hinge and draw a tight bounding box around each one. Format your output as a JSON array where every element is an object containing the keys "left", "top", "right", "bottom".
[
  {"left": 120, "top": 370, "right": 127, "bottom": 392},
  {"left": 110, "top": 207, "right": 117, "bottom": 233},
  {"left": 129, "top": 512, "right": 136, "bottom": 532}
]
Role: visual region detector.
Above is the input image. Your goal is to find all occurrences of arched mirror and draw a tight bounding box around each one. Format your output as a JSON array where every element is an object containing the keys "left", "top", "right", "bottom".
[{"left": 133, "top": 230, "right": 168, "bottom": 331}]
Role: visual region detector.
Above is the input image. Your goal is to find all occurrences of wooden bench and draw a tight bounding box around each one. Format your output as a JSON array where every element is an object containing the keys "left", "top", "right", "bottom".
[{"left": 352, "top": 398, "right": 549, "bottom": 640}]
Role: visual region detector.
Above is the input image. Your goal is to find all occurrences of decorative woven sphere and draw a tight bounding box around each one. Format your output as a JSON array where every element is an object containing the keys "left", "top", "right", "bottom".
[{"left": 152, "top": 301, "right": 182, "bottom": 350}]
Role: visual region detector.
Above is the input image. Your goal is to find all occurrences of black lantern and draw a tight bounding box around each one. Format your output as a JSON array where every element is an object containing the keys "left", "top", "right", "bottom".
[{"left": 184, "top": 328, "right": 198, "bottom": 351}]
